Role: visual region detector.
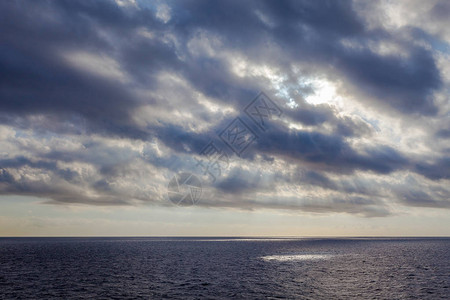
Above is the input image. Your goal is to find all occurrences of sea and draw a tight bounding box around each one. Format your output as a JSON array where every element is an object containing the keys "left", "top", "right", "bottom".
[{"left": 0, "top": 237, "right": 449, "bottom": 299}]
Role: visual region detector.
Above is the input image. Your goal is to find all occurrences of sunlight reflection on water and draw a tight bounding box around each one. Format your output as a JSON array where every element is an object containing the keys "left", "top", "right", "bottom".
[{"left": 261, "top": 253, "right": 334, "bottom": 261}]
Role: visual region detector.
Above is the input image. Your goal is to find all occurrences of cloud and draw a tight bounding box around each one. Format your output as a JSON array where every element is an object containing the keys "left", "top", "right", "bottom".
[
  {"left": 0, "top": 0, "right": 449, "bottom": 217},
  {"left": 415, "top": 157, "right": 450, "bottom": 180}
]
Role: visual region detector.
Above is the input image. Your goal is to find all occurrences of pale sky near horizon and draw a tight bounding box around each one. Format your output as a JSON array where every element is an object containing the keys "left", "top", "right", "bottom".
[
  {"left": 1, "top": 195, "right": 449, "bottom": 237},
  {"left": 1, "top": 0, "right": 450, "bottom": 236}
]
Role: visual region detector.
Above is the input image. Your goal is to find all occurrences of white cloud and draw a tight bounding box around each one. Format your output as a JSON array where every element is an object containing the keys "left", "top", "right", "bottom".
[{"left": 62, "top": 51, "right": 128, "bottom": 83}]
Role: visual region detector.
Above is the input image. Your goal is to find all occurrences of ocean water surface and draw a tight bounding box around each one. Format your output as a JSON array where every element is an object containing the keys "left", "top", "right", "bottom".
[{"left": 0, "top": 237, "right": 449, "bottom": 299}]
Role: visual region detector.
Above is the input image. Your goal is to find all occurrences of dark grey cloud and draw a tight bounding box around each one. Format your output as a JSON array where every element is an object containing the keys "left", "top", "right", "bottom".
[
  {"left": 394, "top": 175, "right": 450, "bottom": 209},
  {"left": 436, "top": 129, "right": 450, "bottom": 139},
  {"left": 286, "top": 104, "right": 335, "bottom": 126},
  {"left": 0, "top": 169, "right": 14, "bottom": 184},
  {"left": 415, "top": 158, "right": 450, "bottom": 181},
  {"left": 431, "top": 1, "right": 450, "bottom": 22},
  {"left": 283, "top": 102, "right": 373, "bottom": 137},
  {"left": 0, "top": 0, "right": 165, "bottom": 139},
  {"left": 254, "top": 122, "right": 410, "bottom": 175},
  {"left": 215, "top": 168, "right": 270, "bottom": 195},
  {"left": 339, "top": 45, "right": 441, "bottom": 115},
  {"left": 300, "top": 171, "right": 337, "bottom": 190}
]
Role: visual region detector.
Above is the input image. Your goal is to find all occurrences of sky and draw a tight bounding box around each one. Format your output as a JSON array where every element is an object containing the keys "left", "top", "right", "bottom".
[{"left": 0, "top": 0, "right": 449, "bottom": 236}]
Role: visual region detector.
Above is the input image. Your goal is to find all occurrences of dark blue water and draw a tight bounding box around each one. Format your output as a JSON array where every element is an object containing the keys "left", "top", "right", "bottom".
[{"left": 0, "top": 237, "right": 449, "bottom": 299}]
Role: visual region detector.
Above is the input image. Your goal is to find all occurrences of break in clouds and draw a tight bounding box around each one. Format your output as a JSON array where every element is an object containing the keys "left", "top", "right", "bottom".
[{"left": 0, "top": 0, "right": 449, "bottom": 217}]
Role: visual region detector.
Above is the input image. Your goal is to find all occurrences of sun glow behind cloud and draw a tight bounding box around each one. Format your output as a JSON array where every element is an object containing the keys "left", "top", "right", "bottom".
[{"left": 303, "top": 79, "right": 343, "bottom": 107}]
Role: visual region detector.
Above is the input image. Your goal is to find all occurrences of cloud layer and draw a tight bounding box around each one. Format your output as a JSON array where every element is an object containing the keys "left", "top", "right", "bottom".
[{"left": 0, "top": 0, "right": 449, "bottom": 217}]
